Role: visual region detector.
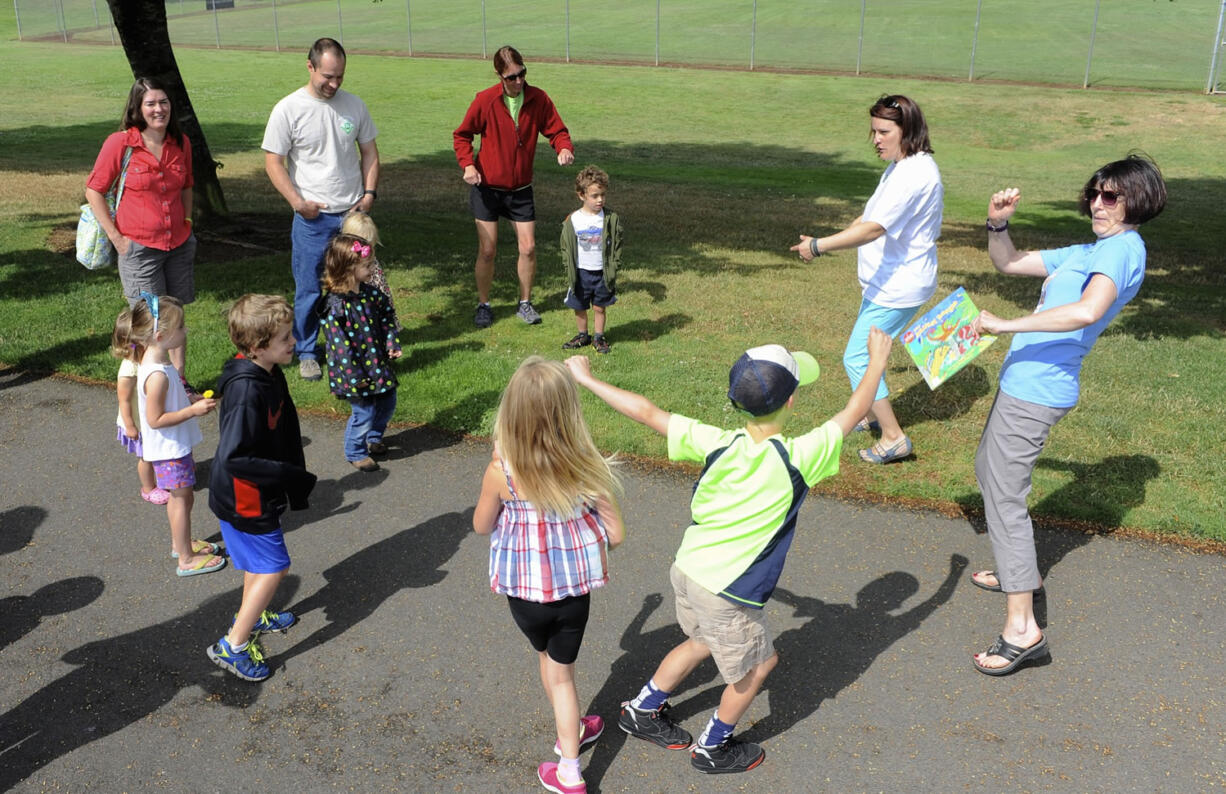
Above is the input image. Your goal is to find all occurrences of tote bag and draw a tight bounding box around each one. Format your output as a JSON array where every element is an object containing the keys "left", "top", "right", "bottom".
[{"left": 76, "top": 147, "right": 133, "bottom": 270}]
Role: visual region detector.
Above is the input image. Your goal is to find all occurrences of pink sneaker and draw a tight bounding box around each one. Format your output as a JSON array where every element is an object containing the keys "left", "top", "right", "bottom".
[
  {"left": 537, "top": 761, "right": 586, "bottom": 794},
  {"left": 553, "top": 714, "right": 604, "bottom": 756},
  {"left": 141, "top": 488, "right": 171, "bottom": 505}
]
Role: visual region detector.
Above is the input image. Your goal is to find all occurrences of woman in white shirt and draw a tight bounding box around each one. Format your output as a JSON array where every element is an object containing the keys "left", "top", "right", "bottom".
[{"left": 793, "top": 95, "right": 943, "bottom": 464}]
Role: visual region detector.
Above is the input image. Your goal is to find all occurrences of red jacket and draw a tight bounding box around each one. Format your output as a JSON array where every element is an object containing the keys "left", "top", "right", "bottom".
[{"left": 453, "top": 83, "right": 572, "bottom": 191}]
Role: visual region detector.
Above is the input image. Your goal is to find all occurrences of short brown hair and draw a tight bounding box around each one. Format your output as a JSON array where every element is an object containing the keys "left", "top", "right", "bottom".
[
  {"left": 308, "top": 37, "right": 345, "bottom": 69},
  {"left": 1077, "top": 153, "right": 1167, "bottom": 226},
  {"left": 575, "top": 165, "right": 609, "bottom": 196},
  {"left": 228, "top": 294, "right": 293, "bottom": 355},
  {"left": 493, "top": 45, "right": 524, "bottom": 76}
]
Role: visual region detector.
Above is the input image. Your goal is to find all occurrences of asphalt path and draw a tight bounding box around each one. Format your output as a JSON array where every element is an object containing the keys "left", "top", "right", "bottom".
[{"left": 1, "top": 370, "right": 1223, "bottom": 792}]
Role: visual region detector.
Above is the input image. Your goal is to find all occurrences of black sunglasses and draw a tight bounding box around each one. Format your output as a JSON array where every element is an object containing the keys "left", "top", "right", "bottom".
[
  {"left": 1085, "top": 187, "right": 1124, "bottom": 208},
  {"left": 881, "top": 96, "right": 900, "bottom": 109},
  {"left": 501, "top": 67, "right": 527, "bottom": 82}
]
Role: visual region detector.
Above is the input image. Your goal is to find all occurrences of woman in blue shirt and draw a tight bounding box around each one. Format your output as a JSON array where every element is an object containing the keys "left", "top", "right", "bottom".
[{"left": 967, "top": 154, "right": 1166, "bottom": 676}]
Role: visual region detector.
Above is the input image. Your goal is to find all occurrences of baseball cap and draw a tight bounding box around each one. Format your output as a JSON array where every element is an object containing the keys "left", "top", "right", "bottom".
[{"left": 727, "top": 344, "right": 820, "bottom": 417}]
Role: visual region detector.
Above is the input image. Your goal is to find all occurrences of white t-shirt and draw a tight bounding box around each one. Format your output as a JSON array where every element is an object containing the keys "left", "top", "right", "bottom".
[
  {"left": 571, "top": 208, "right": 605, "bottom": 271},
  {"left": 858, "top": 152, "right": 943, "bottom": 308},
  {"left": 137, "top": 362, "right": 202, "bottom": 462},
  {"left": 262, "top": 87, "right": 378, "bottom": 211}
]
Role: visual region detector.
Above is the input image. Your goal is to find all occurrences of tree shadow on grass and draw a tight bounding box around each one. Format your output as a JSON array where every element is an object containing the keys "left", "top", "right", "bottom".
[
  {"left": 0, "top": 576, "right": 301, "bottom": 791},
  {"left": 889, "top": 363, "right": 994, "bottom": 430}
]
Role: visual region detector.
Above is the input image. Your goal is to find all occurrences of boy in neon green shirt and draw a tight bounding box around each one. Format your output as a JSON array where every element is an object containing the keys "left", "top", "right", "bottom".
[{"left": 565, "top": 326, "right": 891, "bottom": 775}]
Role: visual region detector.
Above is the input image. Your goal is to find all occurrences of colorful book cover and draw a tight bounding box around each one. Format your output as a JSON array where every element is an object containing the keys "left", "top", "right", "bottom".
[{"left": 902, "top": 287, "right": 996, "bottom": 390}]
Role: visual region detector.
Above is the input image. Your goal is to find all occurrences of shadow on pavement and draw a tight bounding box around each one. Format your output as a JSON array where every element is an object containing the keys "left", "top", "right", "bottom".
[{"left": 0, "top": 576, "right": 302, "bottom": 791}]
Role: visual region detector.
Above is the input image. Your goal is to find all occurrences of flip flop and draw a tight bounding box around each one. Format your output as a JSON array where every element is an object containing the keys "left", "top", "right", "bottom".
[
  {"left": 854, "top": 418, "right": 881, "bottom": 433},
  {"left": 972, "top": 633, "right": 1049, "bottom": 676},
  {"left": 859, "top": 435, "right": 913, "bottom": 464},
  {"left": 141, "top": 488, "right": 171, "bottom": 505},
  {"left": 970, "top": 570, "right": 1045, "bottom": 597},
  {"left": 176, "top": 554, "right": 227, "bottom": 577},
  {"left": 171, "top": 540, "right": 222, "bottom": 559}
]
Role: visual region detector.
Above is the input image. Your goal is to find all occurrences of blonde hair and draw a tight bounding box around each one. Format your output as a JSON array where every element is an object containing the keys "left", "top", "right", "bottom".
[
  {"left": 575, "top": 165, "right": 609, "bottom": 195},
  {"left": 340, "top": 210, "right": 380, "bottom": 246},
  {"left": 126, "top": 295, "right": 182, "bottom": 349},
  {"left": 323, "top": 233, "right": 370, "bottom": 293},
  {"left": 494, "top": 356, "right": 622, "bottom": 517},
  {"left": 228, "top": 294, "right": 293, "bottom": 354},
  {"left": 111, "top": 305, "right": 151, "bottom": 361}
]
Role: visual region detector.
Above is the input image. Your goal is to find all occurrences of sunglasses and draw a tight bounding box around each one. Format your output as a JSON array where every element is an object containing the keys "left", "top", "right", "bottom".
[
  {"left": 881, "top": 96, "right": 900, "bottom": 109},
  {"left": 501, "top": 67, "right": 527, "bottom": 82},
  {"left": 1085, "top": 187, "right": 1124, "bottom": 208}
]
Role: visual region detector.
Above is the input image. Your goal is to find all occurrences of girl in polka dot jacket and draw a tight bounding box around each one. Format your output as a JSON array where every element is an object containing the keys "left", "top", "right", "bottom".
[{"left": 319, "top": 233, "right": 402, "bottom": 472}]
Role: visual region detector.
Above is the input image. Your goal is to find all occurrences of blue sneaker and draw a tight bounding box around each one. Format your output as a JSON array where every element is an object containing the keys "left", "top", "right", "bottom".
[
  {"left": 234, "top": 609, "right": 297, "bottom": 635},
  {"left": 207, "top": 637, "right": 270, "bottom": 681}
]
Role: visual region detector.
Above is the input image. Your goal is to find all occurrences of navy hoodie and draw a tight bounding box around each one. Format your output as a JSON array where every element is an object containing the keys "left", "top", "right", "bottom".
[{"left": 208, "top": 356, "right": 316, "bottom": 533}]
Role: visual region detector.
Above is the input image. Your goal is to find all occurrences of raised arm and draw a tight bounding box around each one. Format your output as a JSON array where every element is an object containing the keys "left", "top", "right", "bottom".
[
  {"left": 985, "top": 188, "right": 1047, "bottom": 277},
  {"left": 564, "top": 355, "right": 670, "bottom": 436},
  {"left": 830, "top": 326, "right": 892, "bottom": 436}
]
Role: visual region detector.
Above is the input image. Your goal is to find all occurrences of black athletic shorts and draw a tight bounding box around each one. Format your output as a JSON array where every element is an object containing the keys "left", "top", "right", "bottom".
[
  {"left": 470, "top": 183, "right": 535, "bottom": 222},
  {"left": 506, "top": 593, "right": 591, "bottom": 664}
]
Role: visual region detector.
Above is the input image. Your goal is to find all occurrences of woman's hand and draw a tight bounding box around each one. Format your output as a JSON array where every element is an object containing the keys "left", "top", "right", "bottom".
[
  {"left": 462, "top": 165, "right": 482, "bottom": 186},
  {"left": 988, "top": 188, "right": 1021, "bottom": 225},
  {"left": 791, "top": 235, "right": 818, "bottom": 262},
  {"left": 971, "top": 309, "right": 1005, "bottom": 337}
]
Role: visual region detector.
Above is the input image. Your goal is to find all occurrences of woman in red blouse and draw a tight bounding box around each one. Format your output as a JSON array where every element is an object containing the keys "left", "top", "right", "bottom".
[{"left": 86, "top": 77, "right": 196, "bottom": 377}]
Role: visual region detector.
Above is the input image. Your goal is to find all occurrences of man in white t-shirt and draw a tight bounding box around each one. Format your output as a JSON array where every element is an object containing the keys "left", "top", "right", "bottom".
[{"left": 263, "top": 37, "right": 379, "bottom": 381}]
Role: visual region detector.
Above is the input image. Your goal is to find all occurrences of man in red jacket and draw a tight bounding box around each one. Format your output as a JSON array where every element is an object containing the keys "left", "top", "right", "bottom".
[{"left": 454, "top": 45, "right": 575, "bottom": 329}]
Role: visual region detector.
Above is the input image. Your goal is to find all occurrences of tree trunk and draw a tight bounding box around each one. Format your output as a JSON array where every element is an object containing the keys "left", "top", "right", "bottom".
[{"left": 105, "top": 0, "right": 229, "bottom": 222}]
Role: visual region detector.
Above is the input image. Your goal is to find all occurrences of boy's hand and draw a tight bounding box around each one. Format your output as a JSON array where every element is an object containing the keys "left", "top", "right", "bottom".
[
  {"left": 190, "top": 397, "right": 217, "bottom": 416},
  {"left": 866, "top": 326, "right": 893, "bottom": 361},
  {"left": 564, "top": 355, "right": 593, "bottom": 383}
]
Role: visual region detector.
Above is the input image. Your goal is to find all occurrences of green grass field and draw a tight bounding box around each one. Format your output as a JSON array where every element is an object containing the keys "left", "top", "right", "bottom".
[
  {"left": 18, "top": 0, "right": 1226, "bottom": 92},
  {"left": 1, "top": 28, "right": 1223, "bottom": 540}
]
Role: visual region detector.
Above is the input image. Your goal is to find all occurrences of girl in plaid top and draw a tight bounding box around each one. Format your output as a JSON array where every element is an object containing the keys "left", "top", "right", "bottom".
[{"left": 474, "top": 356, "right": 625, "bottom": 794}]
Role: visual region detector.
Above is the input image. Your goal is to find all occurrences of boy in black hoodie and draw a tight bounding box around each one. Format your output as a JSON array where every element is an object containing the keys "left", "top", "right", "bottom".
[{"left": 207, "top": 294, "right": 317, "bottom": 681}]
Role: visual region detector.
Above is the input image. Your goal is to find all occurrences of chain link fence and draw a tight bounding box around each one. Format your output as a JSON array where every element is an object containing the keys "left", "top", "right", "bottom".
[{"left": 14, "top": 0, "right": 1226, "bottom": 93}]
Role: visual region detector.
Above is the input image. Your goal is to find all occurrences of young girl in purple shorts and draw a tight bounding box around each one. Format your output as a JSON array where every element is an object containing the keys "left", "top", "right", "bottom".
[{"left": 130, "top": 294, "right": 222, "bottom": 576}]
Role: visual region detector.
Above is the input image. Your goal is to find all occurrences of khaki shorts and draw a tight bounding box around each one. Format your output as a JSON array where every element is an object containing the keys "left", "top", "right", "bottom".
[{"left": 670, "top": 563, "right": 774, "bottom": 684}]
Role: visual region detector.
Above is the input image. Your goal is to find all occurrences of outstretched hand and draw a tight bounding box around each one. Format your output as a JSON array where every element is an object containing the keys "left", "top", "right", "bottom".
[
  {"left": 790, "top": 235, "right": 818, "bottom": 262},
  {"left": 988, "top": 188, "right": 1021, "bottom": 224},
  {"left": 564, "top": 354, "right": 592, "bottom": 384}
]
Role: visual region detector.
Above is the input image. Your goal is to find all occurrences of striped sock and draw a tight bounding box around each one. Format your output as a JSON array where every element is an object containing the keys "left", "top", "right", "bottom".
[
  {"left": 630, "top": 679, "right": 670, "bottom": 712},
  {"left": 698, "top": 712, "right": 735, "bottom": 748}
]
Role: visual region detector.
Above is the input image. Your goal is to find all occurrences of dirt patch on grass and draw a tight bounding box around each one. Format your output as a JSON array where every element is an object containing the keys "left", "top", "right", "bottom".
[{"left": 47, "top": 213, "right": 289, "bottom": 264}]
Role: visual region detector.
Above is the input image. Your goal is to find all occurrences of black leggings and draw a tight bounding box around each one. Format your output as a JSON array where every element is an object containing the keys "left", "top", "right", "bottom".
[{"left": 506, "top": 593, "right": 591, "bottom": 665}]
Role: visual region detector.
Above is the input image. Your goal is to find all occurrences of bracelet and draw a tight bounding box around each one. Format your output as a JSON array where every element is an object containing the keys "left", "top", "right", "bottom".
[
  {"left": 986, "top": 219, "right": 1009, "bottom": 232},
  {"left": 809, "top": 237, "right": 821, "bottom": 257},
  {"left": 363, "top": 189, "right": 378, "bottom": 199}
]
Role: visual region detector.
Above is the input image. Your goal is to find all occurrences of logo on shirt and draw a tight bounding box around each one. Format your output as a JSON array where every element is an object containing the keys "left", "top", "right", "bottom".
[
  {"left": 268, "top": 401, "right": 283, "bottom": 429},
  {"left": 339, "top": 116, "right": 355, "bottom": 135}
]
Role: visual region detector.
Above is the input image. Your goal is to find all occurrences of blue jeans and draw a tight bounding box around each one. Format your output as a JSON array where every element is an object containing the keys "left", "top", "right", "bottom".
[
  {"left": 344, "top": 391, "right": 397, "bottom": 461},
  {"left": 291, "top": 211, "right": 345, "bottom": 360},
  {"left": 843, "top": 297, "right": 921, "bottom": 401}
]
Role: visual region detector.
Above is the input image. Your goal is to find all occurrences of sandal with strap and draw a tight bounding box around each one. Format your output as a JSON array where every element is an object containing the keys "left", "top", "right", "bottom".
[
  {"left": 970, "top": 570, "right": 1045, "bottom": 597},
  {"left": 859, "top": 435, "right": 913, "bottom": 464},
  {"left": 562, "top": 332, "right": 592, "bottom": 350},
  {"left": 176, "top": 553, "right": 227, "bottom": 577},
  {"left": 972, "top": 633, "right": 1050, "bottom": 676}
]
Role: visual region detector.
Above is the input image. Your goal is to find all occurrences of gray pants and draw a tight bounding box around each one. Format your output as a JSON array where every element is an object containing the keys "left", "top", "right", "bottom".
[
  {"left": 119, "top": 236, "right": 197, "bottom": 307},
  {"left": 974, "top": 390, "right": 1071, "bottom": 592}
]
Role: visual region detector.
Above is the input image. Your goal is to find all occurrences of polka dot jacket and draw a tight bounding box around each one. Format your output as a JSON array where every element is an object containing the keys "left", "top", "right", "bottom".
[{"left": 320, "top": 283, "right": 401, "bottom": 399}]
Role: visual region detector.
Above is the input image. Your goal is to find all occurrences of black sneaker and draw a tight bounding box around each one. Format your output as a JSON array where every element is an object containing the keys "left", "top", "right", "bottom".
[
  {"left": 562, "top": 332, "right": 592, "bottom": 350},
  {"left": 617, "top": 701, "right": 693, "bottom": 750},
  {"left": 690, "top": 736, "right": 765, "bottom": 774},
  {"left": 474, "top": 303, "right": 494, "bottom": 328}
]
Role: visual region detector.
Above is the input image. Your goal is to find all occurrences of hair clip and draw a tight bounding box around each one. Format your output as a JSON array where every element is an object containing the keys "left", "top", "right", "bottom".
[
  {"left": 352, "top": 241, "right": 372, "bottom": 258},
  {"left": 139, "top": 290, "right": 160, "bottom": 333}
]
